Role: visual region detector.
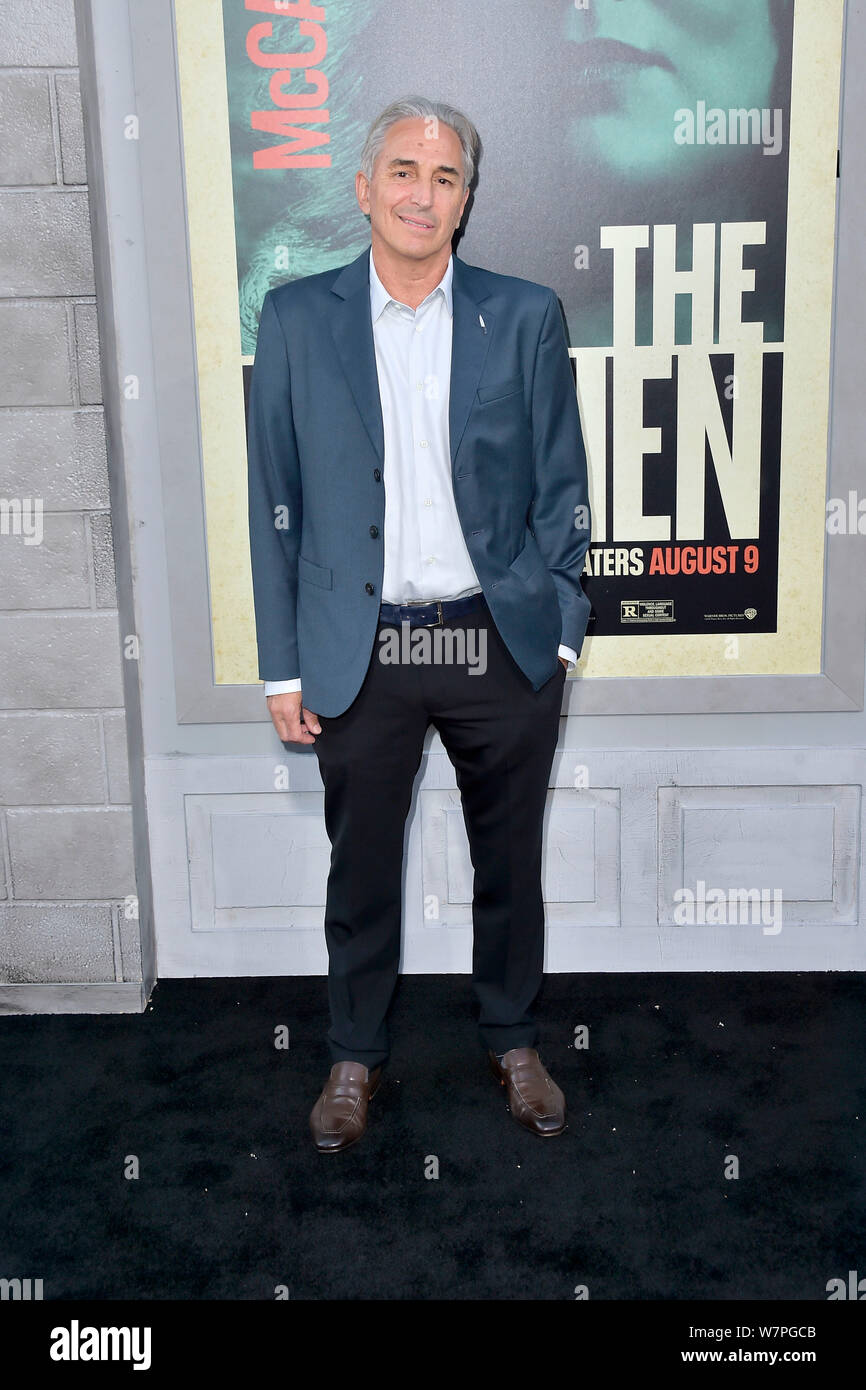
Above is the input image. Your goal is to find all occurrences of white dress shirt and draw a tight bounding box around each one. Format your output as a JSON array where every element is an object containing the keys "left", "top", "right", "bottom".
[{"left": 263, "top": 248, "right": 576, "bottom": 695}]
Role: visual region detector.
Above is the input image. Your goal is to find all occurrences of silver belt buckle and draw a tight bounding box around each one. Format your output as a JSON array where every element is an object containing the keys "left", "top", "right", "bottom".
[
  {"left": 406, "top": 597, "right": 444, "bottom": 626},
  {"left": 423, "top": 599, "right": 443, "bottom": 627}
]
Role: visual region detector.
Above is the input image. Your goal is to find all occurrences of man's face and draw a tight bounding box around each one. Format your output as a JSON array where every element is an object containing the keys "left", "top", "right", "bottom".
[{"left": 356, "top": 116, "right": 470, "bottom": 264}]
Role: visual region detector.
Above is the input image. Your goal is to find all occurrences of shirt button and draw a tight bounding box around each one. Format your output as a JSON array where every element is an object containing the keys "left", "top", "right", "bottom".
[
  {"left": 419, "top": 440, "right": 428, "bottom": 448},
  {"left": 423, "top": 498, "right": 432, "bottom": 506}
]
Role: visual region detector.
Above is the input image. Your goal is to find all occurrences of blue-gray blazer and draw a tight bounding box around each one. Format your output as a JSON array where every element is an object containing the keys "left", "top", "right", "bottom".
[{"left": 246, "top": 246, "right": 591, "bottom": 718}]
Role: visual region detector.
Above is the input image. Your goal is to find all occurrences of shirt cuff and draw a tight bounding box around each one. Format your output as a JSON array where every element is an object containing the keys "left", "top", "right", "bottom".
[
  {"left": 265, "top": 650, "right": 577, "bottom": 693},
  {"left": 263, "top": 678, "right": 302, "bottom": 696}
]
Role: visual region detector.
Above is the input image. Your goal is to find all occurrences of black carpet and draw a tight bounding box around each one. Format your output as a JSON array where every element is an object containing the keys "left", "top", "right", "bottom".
[{"left": 0, "top": 972, "right": 863, "bottom": 1301}]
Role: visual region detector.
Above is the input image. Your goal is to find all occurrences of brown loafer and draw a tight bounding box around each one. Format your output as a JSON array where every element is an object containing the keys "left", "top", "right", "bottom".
[
  {"left": 489, "top": 1047, "right": 567, "bottom": 1136},
  {"left": 309, "top": 1061, "right": 382, "bottom": 1153}
]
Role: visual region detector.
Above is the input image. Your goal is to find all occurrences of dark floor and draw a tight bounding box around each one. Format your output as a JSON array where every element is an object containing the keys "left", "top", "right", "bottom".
[{"left": 0, "top": 972, "right": 863, "bottom": 1300}]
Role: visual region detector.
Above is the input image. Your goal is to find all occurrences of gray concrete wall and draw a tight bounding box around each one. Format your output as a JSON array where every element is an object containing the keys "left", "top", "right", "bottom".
[{"left": 0, "top": 0, "right": 144, "bottom": 1007}]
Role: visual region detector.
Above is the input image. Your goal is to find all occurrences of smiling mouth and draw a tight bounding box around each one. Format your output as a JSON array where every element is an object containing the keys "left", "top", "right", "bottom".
[{"left": 398, "top": 214, "right": 436, "bottom": 231}]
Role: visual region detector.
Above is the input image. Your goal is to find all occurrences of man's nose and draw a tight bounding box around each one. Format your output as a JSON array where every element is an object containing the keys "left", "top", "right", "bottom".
[{"left": 410, "top": 181, "right": 434, "bottom": 206}]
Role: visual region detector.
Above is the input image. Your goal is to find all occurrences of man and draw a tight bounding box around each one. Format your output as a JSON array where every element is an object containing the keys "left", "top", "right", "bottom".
[{"left": 247, "top": 96, "right": 591, "bottom": 1153}]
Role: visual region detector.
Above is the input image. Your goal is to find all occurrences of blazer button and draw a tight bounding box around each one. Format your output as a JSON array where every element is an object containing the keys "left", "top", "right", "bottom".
[
  {"left": 373, "top": 468, "right": 381, "bottom": 481},
  {"left": 369, "top": 525, "right": 379, "bottom": 538},
  {"left": 365, "top": 582, "right": 375, "bottom": 595}
]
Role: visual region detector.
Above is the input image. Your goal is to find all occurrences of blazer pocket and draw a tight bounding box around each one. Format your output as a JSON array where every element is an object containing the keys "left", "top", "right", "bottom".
[
  {"left": 297, "top": 554, "right": 333, "bottom": 589},
  {"left": 476, "top": 374, "right": 524, "bottom": 404},
  {"left": 508, "top": 537, "right": 545, "bottom": 582}
]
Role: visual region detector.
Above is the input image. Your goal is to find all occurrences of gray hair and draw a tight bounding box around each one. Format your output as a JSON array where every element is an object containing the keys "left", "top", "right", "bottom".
[{"left": 360, "top": 96, "right": 481, "bottom": 188}]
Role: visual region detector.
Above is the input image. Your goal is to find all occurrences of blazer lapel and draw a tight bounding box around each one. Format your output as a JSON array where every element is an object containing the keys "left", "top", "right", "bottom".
[
  {"left": 328, "top": 248, "right": 492, "bottom": 472},
  {"left": 449, "top": 256, "right": 493, "bottom": 469},
  {"left": 329, "top": 248, "right": 384, "bottom": 464}
]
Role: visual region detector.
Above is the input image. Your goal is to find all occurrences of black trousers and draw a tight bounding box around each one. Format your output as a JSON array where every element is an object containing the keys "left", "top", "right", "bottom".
[{"left": 312, "top": 594, "right": 566, "bottom": 1068}]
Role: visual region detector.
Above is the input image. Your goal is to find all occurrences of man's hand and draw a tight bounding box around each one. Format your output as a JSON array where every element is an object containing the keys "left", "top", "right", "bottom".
[
  {"left": 558, "top": 656, "right": 569, "bottom": 670},
  {"left": 266, "top": 690, "right": 321, "bottom": 744}
]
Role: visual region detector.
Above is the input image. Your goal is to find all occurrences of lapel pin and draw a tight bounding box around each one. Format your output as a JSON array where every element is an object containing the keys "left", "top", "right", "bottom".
[{"left": 479, "top": 313, "right": 486, "bottom": 334}]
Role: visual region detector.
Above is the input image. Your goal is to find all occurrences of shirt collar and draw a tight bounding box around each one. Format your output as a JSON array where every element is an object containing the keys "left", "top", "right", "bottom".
[{"left": 368, "top": 246, "right": 453, "bottom": 321}]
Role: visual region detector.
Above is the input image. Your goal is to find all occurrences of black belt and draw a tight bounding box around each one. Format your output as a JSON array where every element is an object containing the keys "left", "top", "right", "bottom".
[{"left": 378, "top": 592, "right": 486, "bottom": 628}]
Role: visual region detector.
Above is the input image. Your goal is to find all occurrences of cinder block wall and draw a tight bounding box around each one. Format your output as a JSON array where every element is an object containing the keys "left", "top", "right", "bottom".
[{"left": 0, "top": 0, "right": 141, "bottom": 990}]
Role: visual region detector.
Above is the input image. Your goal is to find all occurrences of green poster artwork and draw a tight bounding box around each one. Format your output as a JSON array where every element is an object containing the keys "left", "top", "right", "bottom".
[
  {"left": 224, "top": 0, "right": 793, "bottom": 353},
  {"left": 222, "top": 0, "right": 373, "bottom": 355}
]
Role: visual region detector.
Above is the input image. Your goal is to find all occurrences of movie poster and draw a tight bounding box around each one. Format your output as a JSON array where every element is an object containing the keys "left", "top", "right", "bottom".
[{"left": 174, "top": 0, "right": 843, "bottom": 685}]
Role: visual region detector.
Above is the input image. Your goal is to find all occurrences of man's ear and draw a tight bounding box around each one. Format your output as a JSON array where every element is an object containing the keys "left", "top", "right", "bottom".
[{"left": 355, "top": 169, "right": 370, "bottom": 215}]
